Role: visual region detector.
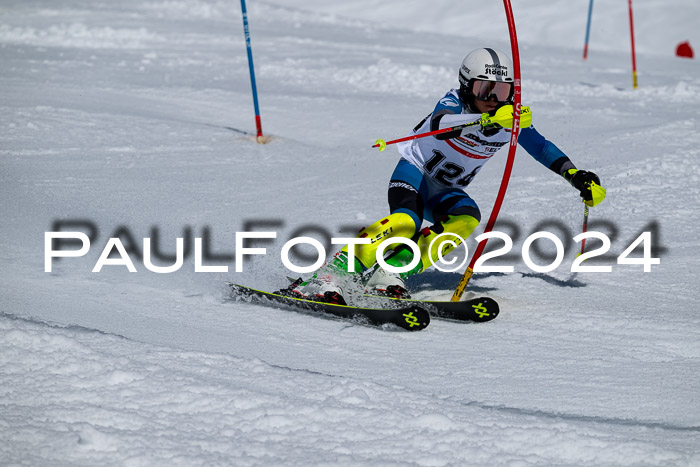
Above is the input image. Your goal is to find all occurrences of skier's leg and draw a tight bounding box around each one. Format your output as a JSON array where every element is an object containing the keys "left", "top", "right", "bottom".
[
  {"left": 328, "top": 158, "right": 425, "bottom": 274},
  {"left": 413, "top": 213, "right": 479, "bottom": 271},
  {"left": 384, "top": 190, "right": 481, "bottom": 277},
  {"left": 339, "top": 212, "right": 418, "bottom": 271},
  {"left": 362, "top": 160, "right": 428, "bottom": 297},
  {"left": 286, "top": 210, "right": 417, "bottom": 302},
  {"left": 284, "top": 160, "right": 424, "bottom": 299}
]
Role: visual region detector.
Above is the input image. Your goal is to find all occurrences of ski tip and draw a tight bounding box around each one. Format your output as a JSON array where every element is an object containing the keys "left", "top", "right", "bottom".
[{"left": 469, "top": 297, "right": 499, "bottom": 322}]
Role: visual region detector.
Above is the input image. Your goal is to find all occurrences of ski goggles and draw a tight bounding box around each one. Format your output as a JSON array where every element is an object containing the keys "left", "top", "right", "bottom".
[{"left": 471, "top": 79, "right": 513, "bottom": 103}]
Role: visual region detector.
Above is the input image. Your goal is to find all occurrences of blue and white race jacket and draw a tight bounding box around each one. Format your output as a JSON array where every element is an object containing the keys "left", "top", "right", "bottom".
[{"left": 397, "top": 89, "right": 575, "bottom": 189}]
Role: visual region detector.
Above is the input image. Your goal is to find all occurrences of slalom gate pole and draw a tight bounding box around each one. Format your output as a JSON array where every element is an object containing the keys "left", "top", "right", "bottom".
[
  {"left": 240, "top": 0, "right": 265, "bottom": 142},
  {"left": 451, "top": 0, "right": 522, "bottom": 302},
  {"left": 579, "top": 204, "right": 589, "bottom": 256},
  {"left": 583, "top": 0, "right": 594, "bottom": 60},
  {"left": 628, "top": 0, "right": 638, "bottom": 89}
]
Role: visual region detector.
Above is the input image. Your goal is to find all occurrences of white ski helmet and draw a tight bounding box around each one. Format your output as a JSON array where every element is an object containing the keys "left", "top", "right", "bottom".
[{"left": 458, "top": 48, "right": 514, "bottom": 108}]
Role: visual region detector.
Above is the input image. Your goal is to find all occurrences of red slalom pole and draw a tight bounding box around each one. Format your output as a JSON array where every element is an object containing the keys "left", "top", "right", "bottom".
[
  {"left": 451, "top": 0, "right": 522, "bottom": 302},
  {"left": 628, "top": 0, "right": 638, "bottom": 89}
]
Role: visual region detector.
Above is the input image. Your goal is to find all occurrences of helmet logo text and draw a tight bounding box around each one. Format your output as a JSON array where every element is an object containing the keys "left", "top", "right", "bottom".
[{"left": 484, "top": 63, "right": 508, "bottom": 77}]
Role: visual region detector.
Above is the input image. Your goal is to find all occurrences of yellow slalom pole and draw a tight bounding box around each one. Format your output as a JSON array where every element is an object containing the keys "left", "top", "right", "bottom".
[{"left": 452, "top": 268, "right": 474, "bottom": 302}]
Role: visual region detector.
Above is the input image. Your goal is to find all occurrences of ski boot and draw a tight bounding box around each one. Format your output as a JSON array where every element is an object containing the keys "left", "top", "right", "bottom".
[
  {"left": 364, "top": 266, "right": 411, "bottom": 299},
  {"left": 278, "top": 275, "right": 346, "bottom": 305}
]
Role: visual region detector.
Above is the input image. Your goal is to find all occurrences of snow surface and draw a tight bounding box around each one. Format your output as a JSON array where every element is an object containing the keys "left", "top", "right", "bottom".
[{"left": 2, "top": 0, "right": 700, "bottom": 465}]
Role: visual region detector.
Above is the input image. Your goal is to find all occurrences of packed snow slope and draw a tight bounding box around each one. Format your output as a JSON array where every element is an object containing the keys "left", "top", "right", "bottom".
[{"left": 2, "top": 0, "right": 700, "bottom": 465}]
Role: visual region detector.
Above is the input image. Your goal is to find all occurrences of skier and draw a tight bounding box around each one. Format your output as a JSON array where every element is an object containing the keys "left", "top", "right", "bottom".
[{"left": 282, "top": 48, "right": 606, "bottom": 304}]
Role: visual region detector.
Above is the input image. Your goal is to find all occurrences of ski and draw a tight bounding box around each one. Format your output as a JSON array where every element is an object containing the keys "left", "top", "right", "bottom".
[
  {"left": 228, "top": 283, "right": 430, "bottom": 331},
  {"left": 365, "top": 295, "right": 500, "bottom": 322}
]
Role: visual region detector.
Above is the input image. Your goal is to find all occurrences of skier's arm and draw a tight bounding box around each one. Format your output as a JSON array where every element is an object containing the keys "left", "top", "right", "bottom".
[
  {"left": 518, "top": 126, "right": 576, "bottom": 176},
  {"left": 433, "top": 112, "right": 483, "bottom": 132},
  {"left": 427, "top": 94, "right": 482, "bottom": 140},
  {"left": 519, "top": 126, "right": 606, "bottom": 206}
]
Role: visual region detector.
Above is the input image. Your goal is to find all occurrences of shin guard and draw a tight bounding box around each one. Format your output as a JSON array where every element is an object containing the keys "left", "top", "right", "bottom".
[
  {"left": 385, "top": 214, "right": 479, "bottom": 277},
  {"left": 340, "top": 212, "right": 417, "bottom": 272}
]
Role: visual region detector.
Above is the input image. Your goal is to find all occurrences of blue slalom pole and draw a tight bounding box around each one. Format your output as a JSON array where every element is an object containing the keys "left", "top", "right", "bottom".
[
  {"left": 583, "top": 0, "right": 594, "bottom": 60},
  {"left": 240, "top": 0, "right": 264, "bottom": 142}
]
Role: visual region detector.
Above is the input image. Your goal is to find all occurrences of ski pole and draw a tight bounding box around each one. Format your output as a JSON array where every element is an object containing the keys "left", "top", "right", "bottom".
[
  {"left": 373, "top": 106, "right": 531, "bottom": 151},
  {"left": 372, "top": 120, "right": 482, "bottom": 152},
  {"left": 578, "top": 203, "right": 589, "bottom": 256}
]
